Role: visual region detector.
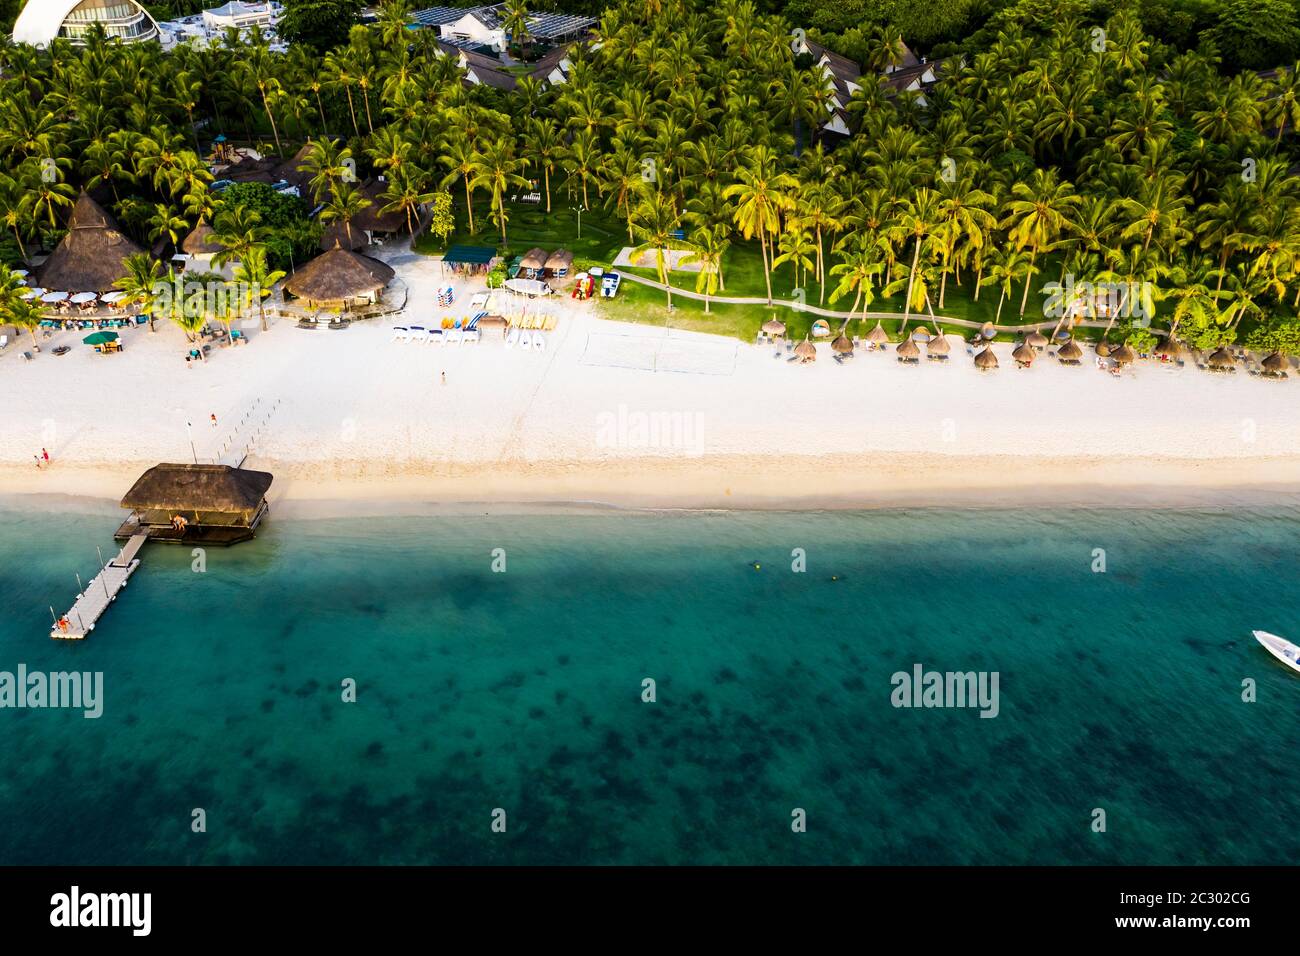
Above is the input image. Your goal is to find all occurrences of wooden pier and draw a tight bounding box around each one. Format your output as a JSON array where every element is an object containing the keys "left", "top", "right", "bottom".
[{"left": 50, "top": 534, "right": 148, "bottom": 640}]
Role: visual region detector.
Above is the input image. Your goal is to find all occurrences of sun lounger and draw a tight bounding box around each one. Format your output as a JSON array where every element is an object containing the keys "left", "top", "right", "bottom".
[
  {"left": 410, "top": 328, "right": 429, "bottom": 343},
  {"left": 463, "top": 329, "right": 480, "bottom": 344},
  {"left": 532, "top": 333, "right": 545, "bottom": 351},
  {"left": 23, "top": 351, "right": 33, "bottom": 362},
  {"left": 518, "top": 331, "right": 531, "bottom": 350},
  {"left": 505, "top": 328, "right": 519, "bottom": 349}
]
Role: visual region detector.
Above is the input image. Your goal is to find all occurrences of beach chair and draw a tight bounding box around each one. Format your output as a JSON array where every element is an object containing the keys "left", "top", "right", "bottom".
[
  {"left": 446, "top": 328, "right": 463, "bottom": 346},
  {"left": 463, "top": 329, "right": 480, "bottom": 344},
  {"left": 518, "top": 331, "right": 532, "bottom": 350},
  {"left": 23, "top": 351, "right": 33, "bottom": 362},
  {"left": 0, "top": 334, "right": 7, "bottom": 350},
  {"left": 533, "top": 333, "right": 546, "bottom": 351},
  {"left": 409, "top": 327, "right": 429, "bottom": 344},
  {"left": 505, "top": 328, "right": 519, "bottom": 350},
  {"left": 391, "top": 327, "right": 410, "bottom": 342}
]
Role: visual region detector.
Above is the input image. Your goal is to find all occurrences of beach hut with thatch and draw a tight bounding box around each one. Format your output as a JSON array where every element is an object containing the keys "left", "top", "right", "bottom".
[
  {"left": 544, "top": 248, "right": 574, "bottom": 278},
  {"left": 116, "top": 463, "right": 273, "bottom": 546},
  {"left": 1057, "top": 341, "right": 1083, "bottom": 364},
  {"left": 896, "top": 337, "right": 920, "bottom": 363},
  {"left": 181, "top": 222, "right": 227, "bottom": 273},
  {"left": 37, "top": 192, "right": 146, "bottom": 294},
  {"left": 1012, "top": 342, "right": 1035, "bottom": 366},
  {"left": 1207, "top": 347, "right": 1236, "bottom": 371},
  {"left": 926, "top": 333, "right": 950, "bottom": 360},
  {"left": 276, "top": 143, "right": 315, "bottom": 190},
  {"left": 282, "top": 244, "right": 395, "bottom": 308},
  {"left": 974, "top": 346, "right": 999, "bottom": 370},
  {"left": 1262, "top": 352, "right": 1289, "bottom": 376},
  {"left": 1111, "top": 344, "right": 1136, "bottom": 365},
  {"left": 1026, "top": 331, "right": 1048, "bottom": 350},
  {"left": 866, "top": 322, "right": 889, "bottom": 347},
  {"left": 476, "top": 314, "right": 510, "bottom": 338},
  {"left": 520, "top": 248, "right": 549, "bottom": 275},
  {"left": 352, "top": 180, "right": 406, "bottom": 239},
  {"left": 319, "top": 220, "right": 367, "bottom": 252},
  {"left": 793, "top": 337, "right": 817, "bottom": 363}
]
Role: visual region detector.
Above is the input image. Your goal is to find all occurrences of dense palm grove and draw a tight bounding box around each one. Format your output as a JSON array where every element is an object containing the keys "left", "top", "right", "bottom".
[{"left": 4, "top": 0, "right": 1300, "bottom": 354}]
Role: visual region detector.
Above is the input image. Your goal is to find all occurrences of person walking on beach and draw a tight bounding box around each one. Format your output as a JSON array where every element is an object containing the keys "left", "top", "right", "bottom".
[
  {"left": 34, "top": 455, "right": 42, "bottom": 470},
  {"left": 41, "top": 448, "right": 49, "bottom": 464},
  {"left": 441, "top": 371, "right": 446, "bottom": 386},
  {"left": 210, "top": 413, "right": 218, "bottom": 427}
]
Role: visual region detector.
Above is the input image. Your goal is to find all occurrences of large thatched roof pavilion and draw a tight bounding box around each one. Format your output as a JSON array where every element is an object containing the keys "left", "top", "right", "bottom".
[
  {"left": 117, "top": 463, "right": 273, "bottom": 545},
  {"left": 38, "top": 192, "right": 146, "bottom": 293},
  {"left": 282, "top": 245, "right": 395, "bottom": 308}
]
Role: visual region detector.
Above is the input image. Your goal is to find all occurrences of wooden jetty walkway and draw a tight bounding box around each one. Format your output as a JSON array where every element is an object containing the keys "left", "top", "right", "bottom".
[{"left": 50, "top": 533, "right": 148, "bottom": 640}]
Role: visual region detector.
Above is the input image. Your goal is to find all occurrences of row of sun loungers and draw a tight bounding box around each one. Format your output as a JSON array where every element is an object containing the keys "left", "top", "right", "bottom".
[{"left": 392, "top": 326, "right": 482, "bottom": 345}]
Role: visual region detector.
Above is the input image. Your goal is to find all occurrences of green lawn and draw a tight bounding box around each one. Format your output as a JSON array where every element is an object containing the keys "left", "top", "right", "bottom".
[{"left": 414, "top": 203, "right": 1209, "bottom": 344}]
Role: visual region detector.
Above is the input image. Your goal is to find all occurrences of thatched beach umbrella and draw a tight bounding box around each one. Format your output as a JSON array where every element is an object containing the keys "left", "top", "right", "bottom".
[
  {"left": 1026, "top": 331, "right": 1048, "bottom": 349},
  {"left": 1095, "top": 340, "right": 1112, "bottom": 357},
  {"left": 1111, "top": 344, "right": 1136, "bottom": 365},
  {"left": 1159, "top": 335, "right": 1183, "bottom": 358},
  {"left": 974, "top": 346, "right": 999, "bottom": 369},
  {"left": 1262, "top": 351, "right": 1288, "bottom": 373},
  {"left": 1057, "top": 341, "right": 1083, "bottom": 362},
  {"left": 282, "top": 244, "right": 395, "bottom": 307},
  {"left": 520, "top": 247, "right": 548, "bottom": 271},
  {"left": 911, "top": 326, "right": 932, "bottom": 342},
  {"left": 1012, "top": 342, "right": 1035, "bottom": 365},
  {"left": 866, "top": 322, "right": 889, "bottom": 344},
  {"left": 1208, "top": 346, "right": 1236, "bottom": 369},
  {"left": 762, "top": 317, "right": 786, "bottom": 337},
  {"left": 832, "top": 332, "right": 854, "bottom": 354},
  {"left": 794, "top": 337, "right": 817, "bottom": 362},
  {"left": 543, "top": 248, "right": 574, "bottom": 274},
  {"left": 897, "top": 337, "right": 920, "bottom": 360},
  {"left": 926, "top": 333, "right": 951, "bottom": 357}
]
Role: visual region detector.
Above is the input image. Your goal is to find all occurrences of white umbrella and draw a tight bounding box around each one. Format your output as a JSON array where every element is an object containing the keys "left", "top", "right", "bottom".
[
  {"left": 20, "top": 287, "right": 45, "bottom": 299},
  {"left": 70, "top": 292, "right": 97, "bottom": 303},
  {"left": 100, "top": 291, "right": 127, "bottom": 303},
  {"left": 41, "top": 291, "right": 69, "bottom": 303}
]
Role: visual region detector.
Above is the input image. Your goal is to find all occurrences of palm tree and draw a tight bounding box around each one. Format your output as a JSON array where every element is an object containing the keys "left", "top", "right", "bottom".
[
  {"left": 890, "top": 188, "right": 942, "bottom": 329},
  {"left": 827, "top": 246, "right": 883, "bottom": 324},
  {"left": 773, "top": 227, "right": 816, "bottom": 291},
  {"left": 440, "top": 135, "right": 481, "bottom": 235},
  {"left": 630, "top": 190, "right": 684, "bottom": 310},
  {"left": 114, "top": 252, "right": 163, "bottom": 332},
  {"left": 211, "top": 206, "right": 267, "bottom": 272},
  {"left": 0, "top": 267, "right": 43, "bottom": 346},
  {"left": 722, "top": 145, "right": 796, "bottom": 304},
  {"left": 981, "top": 249, "right": 1033, "bottom": 323},
  {"left": 382, "top": 166, "right": 436, "bottom": 237},
  {"left": 680, "top": 225, "right": 728, "bottom": 312},
  {"left": 1000, "top": 169, "right": 1080, "bottom": 315},
  {"left": 473, "top": 138, "right": 527, "bottom": 246},
  {"left": 232, "top": 247, "right": 286, "bottom": 332},
  {"left": 501, "top": 0, "right": 532, "bottom": 59},
  {"left": 524, "top": 118, "right": 561, "bottom": 214}
]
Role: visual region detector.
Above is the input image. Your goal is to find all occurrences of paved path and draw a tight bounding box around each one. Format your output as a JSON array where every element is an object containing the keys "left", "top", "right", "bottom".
[{"left": 616, "top": 272, "right": 1170, "bottom": 335}]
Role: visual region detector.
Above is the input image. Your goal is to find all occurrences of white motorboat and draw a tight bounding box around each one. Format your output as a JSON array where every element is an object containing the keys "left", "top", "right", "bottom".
[{"left": 1253, "top": 631, "right": 1300, "bottom": 675}]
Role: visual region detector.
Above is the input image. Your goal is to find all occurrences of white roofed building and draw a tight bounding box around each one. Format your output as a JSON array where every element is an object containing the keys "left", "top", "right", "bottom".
[
  {"left": 12, "top": 0, "right": 161, "bottom": 46},
  {"left": 203, "top": 1, "right": 276, "bottom": 31}
]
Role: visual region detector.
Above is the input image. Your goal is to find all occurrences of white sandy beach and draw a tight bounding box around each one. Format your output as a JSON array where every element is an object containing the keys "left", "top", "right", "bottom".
[{"left": 3, "top": 244, "right": 1300, "bottom": 511}]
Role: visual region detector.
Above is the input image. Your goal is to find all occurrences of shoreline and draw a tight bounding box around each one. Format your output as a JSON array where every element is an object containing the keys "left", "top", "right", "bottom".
[{"left": 4, "top": 453, "right": 1300, "bottom": 517}]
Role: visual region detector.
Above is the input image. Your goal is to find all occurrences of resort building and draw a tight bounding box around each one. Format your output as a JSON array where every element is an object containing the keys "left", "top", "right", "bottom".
[
  {"left": 202, "top": 1, "right": 276, "bottom": 32},
  {"left": 37, "top": 192, "right": 146, "bottom": 294},
  {"left": 12, "top": 0, "right": 162, "bottom": 46},
  {"left": 116, "top": 463, "right": 274, "bottom": 546},
  {"left": 411, "top": 5, "right": 594, "bottom": 53}
]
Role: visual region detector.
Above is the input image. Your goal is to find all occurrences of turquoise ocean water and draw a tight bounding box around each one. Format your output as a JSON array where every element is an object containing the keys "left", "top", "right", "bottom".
[{"left": 1, "top": 504, "right": 1298, "bottom": 865}]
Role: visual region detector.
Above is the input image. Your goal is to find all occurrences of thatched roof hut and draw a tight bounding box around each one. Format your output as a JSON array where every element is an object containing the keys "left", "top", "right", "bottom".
[
  {"left": 275, "top": 143, "right": 315, "bottom": 188},
  {"left": 1026, "top": 331, "right": 1048, "bottom": 348},
  {"left": 974, "top": 346, "right": 999, "bottom": 369},
  {"left": 832, "top": 332, "right": 853, "bottom": 353},
  {"left": 182, "top": 223, "right": 224, "bottom": 257},
  {"left": 353, "top": 180, "right": 405, "bottom": 234},
  {"left": 37, "top": 192, "right": 146, "bottom": 293},
  {"left": 226, "top": 154, "right": 280, "bottom": 184},
  {"left": 282, "top": 245, "right": 395, "bottom": 306},
  {"left": 794, "top": 337, "right": 816, "bottom": 362},
  {"left": 926, "top": 333, "right": 951, "bottom": 356},
  {"left": 1057, "top": 341, "right": 1083, "bottom": 361},
  {"left": 866, "top": 322, "right": 889, "bottom": 344},
  {"left": 120, "top": 463, "right": 273, "bottom": 543},
  {"left": 762, "top": 318, "right": 786, "bottom": 336},
  {"left": 1208, "top": 347, "right": 1236, "bottom": 368},
  {"left": 1111, "top": 344, "right": 1136, "bottom": 365},
  {"left": 544, "top": 248, "right": 574, "bottom": 273},
  {"left": 896, "top": 337, "right": 920, "bottom": 359},
  {"left": 1262, "top": 351, "right": 1288, "bottom": 372},
  {"left": 1012, "top": 342, "right": 1035, "bottom": 364},
  {"left": 319, "top": 220, "right": 367, "bottom": 252},
  {"left": 476, "top": 315, "right": 509, "bottom": 336},
  {"left": 520, "top": 247, "right": 548, "bottom": 271}
]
